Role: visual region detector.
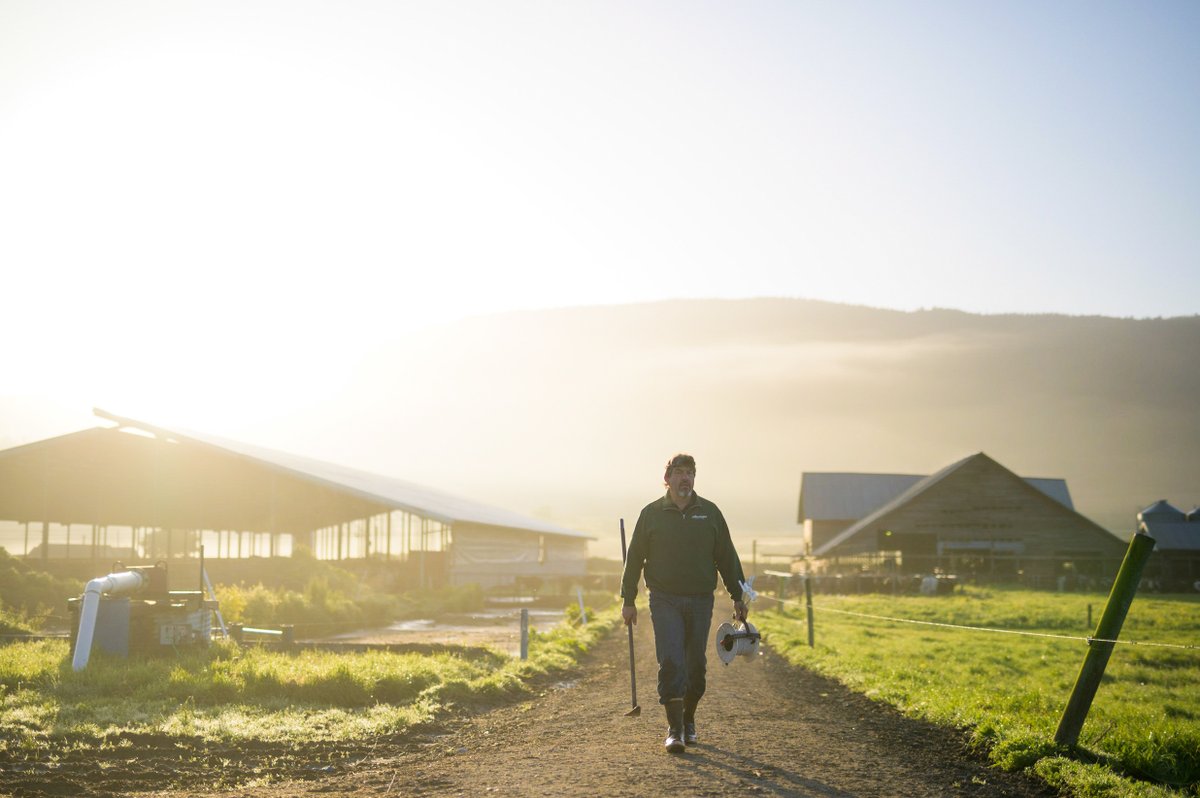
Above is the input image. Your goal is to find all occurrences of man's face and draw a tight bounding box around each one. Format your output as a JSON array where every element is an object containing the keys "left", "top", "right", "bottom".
[{"left": 667, "top": 465, "right": 696, "bottom": 501}]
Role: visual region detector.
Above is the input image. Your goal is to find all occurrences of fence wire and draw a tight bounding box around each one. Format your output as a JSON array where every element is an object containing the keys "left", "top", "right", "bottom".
[{"left": 755, "top": 593, "right": 1200, "bottom": 652}]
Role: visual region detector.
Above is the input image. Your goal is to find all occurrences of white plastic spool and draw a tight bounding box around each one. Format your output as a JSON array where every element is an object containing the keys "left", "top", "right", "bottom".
[{"left": 714, "top": 619, "right": 760, "bottom": 665}]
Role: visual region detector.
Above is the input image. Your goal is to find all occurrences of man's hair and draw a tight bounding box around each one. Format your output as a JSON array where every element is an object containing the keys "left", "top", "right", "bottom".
[{"left": 663, "top": 453, "right": 697, "bottom": 485}]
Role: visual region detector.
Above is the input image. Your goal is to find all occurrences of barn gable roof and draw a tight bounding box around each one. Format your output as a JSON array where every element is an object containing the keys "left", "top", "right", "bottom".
[
  {"left": 799, "top": 469, "right": 1074, "bottom": 523},
  {"left": 0, "top": 410, "right": 593, "bottom": 541},
  {"left": 813, "top": 452, "right": 1105, "bottom": 557}
]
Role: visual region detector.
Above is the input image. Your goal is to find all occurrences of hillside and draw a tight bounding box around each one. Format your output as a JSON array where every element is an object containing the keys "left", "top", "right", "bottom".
[{"left": 326, "top": 298, "right": 1200, "bottom": 555}]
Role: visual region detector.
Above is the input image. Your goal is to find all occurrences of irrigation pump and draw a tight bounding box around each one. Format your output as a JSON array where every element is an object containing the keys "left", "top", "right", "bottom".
[{"left": 69, "top": 562, "right": 219, "bottom": 671}]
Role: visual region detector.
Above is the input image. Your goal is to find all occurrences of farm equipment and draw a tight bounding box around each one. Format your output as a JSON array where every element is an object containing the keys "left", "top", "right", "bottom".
[
  {"left": 619, "top": 518, "right": 641, "bottom": 717},
  {"left": 714, "top": 618, "right": 761, "bottom": 665},
  {"left": 715, "top": 576, "right": 761, "bottom": 665},
  {"left": 68, "top": 561, "right": 219, "bottom": 671}
]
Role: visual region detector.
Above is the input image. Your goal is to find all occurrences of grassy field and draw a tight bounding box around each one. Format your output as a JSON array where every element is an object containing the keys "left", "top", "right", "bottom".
[
  {"left": 0, "top": 603, "right": 617, "bottom": 784},
  {"left": 756, "top": 586, "right": 1200, "bottom": 798}
]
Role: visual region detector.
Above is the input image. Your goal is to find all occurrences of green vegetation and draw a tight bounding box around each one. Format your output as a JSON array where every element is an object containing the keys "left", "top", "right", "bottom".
[
  {"left": 212, "top": 547, "right": 487, "bottom": 637},
  {"left": 0, "top": 548, "right": 78, "bottom": 630},
  {"left": 0, "top": 602, "right": 618, "bottom": 789},
  {"left": 758, "top": 587, "right": 1200, "bottom": 797}
]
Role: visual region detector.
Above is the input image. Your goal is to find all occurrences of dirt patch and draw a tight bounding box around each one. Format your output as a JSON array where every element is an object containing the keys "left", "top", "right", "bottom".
[{"left": 2, "top": 618, "right": 1062, "bottom": 798}]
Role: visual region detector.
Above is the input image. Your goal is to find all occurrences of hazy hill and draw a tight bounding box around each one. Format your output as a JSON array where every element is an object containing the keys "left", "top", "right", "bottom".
[
  {"left": 324, "top": 298, "right": 1199, "bottom": 556},
  {"left": 5, "top": 298, "right": 1194, "bottom": 561}
]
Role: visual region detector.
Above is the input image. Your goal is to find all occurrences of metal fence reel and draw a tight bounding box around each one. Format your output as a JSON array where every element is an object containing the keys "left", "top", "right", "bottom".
[{"left": 715, "top": 618, "right": 761, "bottom": 665}]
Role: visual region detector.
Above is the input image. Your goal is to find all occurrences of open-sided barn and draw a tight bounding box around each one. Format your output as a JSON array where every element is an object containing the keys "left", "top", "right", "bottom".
[
  {"left": 0, "top": 410, "right": 593, "bottom": 590},
  {"left": 796, "top": 453, "right": 1127, "bottom": 587}
]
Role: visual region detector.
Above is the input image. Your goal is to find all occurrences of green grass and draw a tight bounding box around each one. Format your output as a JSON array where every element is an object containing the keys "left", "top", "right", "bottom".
[
  {"left": 757, "top": 587, "right": 1200, "bottom": 797},
  {"left": 0, "top": 604, "right": 618, "bottom": 750}
]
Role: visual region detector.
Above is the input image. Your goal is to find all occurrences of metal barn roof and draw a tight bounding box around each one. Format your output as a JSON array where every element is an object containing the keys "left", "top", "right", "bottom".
[
  {"left": 0, "top": 410, "right": 592, "bottom": 540},
  {"left": 799, "top": 469, "right": 1074, "bottom": 523},
  {"left": 798, "top": 473, "right": 924, "bottom": 522},
  {"left": 1137, "top": 500, "right": 1187, "bottom": 524},
  {"left": 1140, "top": 521, "right": 1200, "bottom": 552}
]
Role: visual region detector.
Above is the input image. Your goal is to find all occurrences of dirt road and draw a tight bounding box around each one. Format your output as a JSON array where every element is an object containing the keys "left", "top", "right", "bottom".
[{"left": 167, "top": 616, "right": 1060, "bottom": 798}]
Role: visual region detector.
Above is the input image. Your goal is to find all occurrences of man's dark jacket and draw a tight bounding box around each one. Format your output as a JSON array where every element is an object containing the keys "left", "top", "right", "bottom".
[{"left": 621, "top": 492, "right": 745, "bottom": 606}]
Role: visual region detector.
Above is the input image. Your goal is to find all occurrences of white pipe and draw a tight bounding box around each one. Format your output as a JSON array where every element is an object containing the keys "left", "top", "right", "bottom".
[{"left": 72, "top": 570, "right": 147, "bottom": 672}]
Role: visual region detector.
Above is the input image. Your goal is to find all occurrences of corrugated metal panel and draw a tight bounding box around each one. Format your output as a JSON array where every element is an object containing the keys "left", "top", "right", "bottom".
[{"left": 100, "top": 412, "right": 593, "bottom": 540}]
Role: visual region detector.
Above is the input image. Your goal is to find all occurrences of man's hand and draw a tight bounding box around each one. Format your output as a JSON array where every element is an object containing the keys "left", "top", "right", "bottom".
[
  {"left": 622, "top": 605, "right": 637, "bottom": 626},
  {"left": 734, "top": 600, "right": 748, "bottom": 623}
]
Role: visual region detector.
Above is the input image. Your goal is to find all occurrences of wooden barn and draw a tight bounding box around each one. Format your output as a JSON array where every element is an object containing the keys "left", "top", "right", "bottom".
[
  {"left": 796, "top": 453, "right": 1127, "bottom": 587},
  {"left": 1137, "top": 500, "right": 1200, "bottom": 592},
  {"left": 0, "top": 410, "right": 592, "bottom": 591}
]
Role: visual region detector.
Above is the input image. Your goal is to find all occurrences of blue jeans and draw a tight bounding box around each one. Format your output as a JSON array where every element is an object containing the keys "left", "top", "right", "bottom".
[{"left": 648, "top": 590, "right": 714, "bottom": 706}]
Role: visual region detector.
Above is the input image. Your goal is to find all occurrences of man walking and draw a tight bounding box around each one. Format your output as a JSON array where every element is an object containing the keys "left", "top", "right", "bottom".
[{"left": 621, "top": 453, "right": 748, "bottom": 753}]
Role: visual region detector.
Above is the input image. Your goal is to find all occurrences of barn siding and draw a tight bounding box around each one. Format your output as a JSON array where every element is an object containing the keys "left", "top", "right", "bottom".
[{"left": 449, "top": 523, "right": 588, "bottom": 588}]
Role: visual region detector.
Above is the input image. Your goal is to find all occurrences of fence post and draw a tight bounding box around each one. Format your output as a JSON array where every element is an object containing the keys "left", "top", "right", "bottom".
[
  {"left": 520, "top": 608, "right": 529, "bottom": 660},
  {"left": 1054, "top": 529, "right": 1156, "bottom": 748},
  {"left": 805, "top": 571, "right": 815, "bottom": 648},
  {"left": 576, "top": 587, "right": 587, "bottom": 625}
]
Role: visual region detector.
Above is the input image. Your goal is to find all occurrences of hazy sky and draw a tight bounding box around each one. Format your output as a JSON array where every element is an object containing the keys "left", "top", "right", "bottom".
[{"left": 3, "top": 0, "right": 1199, "bottom": 436}]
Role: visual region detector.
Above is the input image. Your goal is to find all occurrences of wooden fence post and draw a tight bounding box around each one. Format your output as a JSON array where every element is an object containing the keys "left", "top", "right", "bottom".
[
  {"left": 520, "top": 608, "right": 529, "bottom": 660},
  {"left": 805, "top": 572, "right": 815, "bottom": 648},
  {"left": 1054, "top": 529, "right": 1156, "bottom": 747}
]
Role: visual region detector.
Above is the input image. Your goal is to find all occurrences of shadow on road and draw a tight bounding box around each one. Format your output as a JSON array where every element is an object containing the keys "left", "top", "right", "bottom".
[{"left": 679, "top": 743, "right": 856, "bottom": 797}]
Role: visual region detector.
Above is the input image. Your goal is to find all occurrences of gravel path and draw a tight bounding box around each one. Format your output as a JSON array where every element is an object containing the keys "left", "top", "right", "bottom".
[{"left": 194, "top": 616, "right": 1061, "bottom": 798}]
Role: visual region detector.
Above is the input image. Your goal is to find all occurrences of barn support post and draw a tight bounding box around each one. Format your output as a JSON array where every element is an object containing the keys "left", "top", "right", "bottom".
[
  {"left": 386, "top": 512, "right": 393, "bottom": 561},
  {"left": 268, "top": 476, "right": 278, "bottom": 559},
  {"left": 419, "top": 518, "right": 427, "bottom": 590},
  {"left": 1054, "top": 529, "right": 1156, "bottom": 748},
  {"left": 40, "top": 450, "right": 50, "bottom": 562}
]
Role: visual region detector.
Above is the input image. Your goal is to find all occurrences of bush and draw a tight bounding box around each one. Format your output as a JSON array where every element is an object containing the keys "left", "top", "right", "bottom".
[{"left": 0, "top": 549, "right": 78, "bottom": 621}]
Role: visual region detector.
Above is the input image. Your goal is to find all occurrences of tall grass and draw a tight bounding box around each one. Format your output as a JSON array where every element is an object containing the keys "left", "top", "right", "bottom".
[
  {"left": 215, "top": 576, "right": 485, "bottom": 638},
  {"left": 757, "top": 587, "right": 1200, "bottom": 798}
]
